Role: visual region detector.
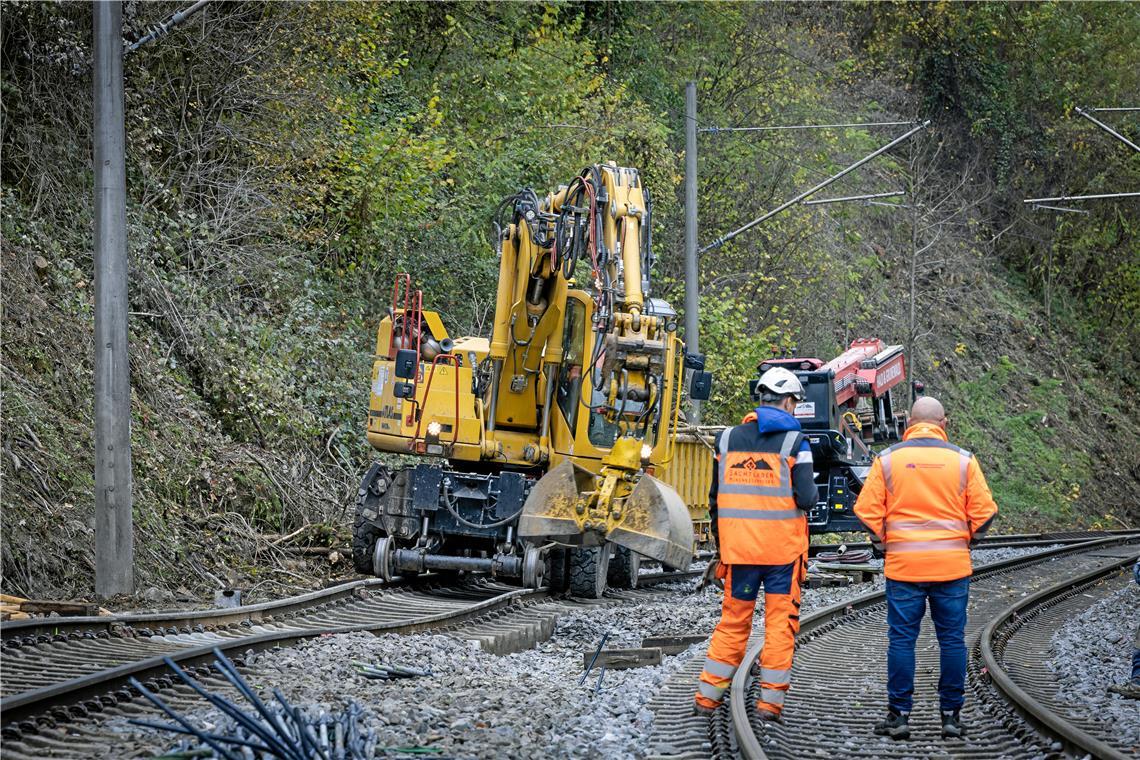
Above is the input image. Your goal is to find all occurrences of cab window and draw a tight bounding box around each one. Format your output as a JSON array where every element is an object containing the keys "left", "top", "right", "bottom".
[{"left": 556, "top": 299, "right": 586, "bottom": 430}]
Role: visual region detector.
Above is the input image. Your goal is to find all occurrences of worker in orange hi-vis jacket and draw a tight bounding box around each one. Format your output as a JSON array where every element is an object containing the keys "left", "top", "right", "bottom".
[
  {"left": 694, "top": 367, "right": 819, "bottom": 721},
  {"left": 854, "top": 396, "right": 998, "bottom": 742}
]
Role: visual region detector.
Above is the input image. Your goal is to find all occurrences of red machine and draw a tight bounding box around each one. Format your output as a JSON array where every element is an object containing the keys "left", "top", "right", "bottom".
[
  {"left": 824, "top": 338, "right": 908, "bottom": 441},
  {"left": 752, "top": 339, "right": 912, "bottom": 534},
  {"left": 761, "top": 338, "right": 909, "bottom": 444}
]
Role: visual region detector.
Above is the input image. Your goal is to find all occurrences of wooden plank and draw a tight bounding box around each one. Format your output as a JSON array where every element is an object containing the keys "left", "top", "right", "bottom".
[
  {"left": 641, "top": 635, "right": 707, "bottom": 655},
  {"left": 17, "top": 600, "right": 101, "bottom": 616},
  {"left": 583, "top": 647, "right": 663, "bottom": 670},
  {"left": 805, "top": 572, "right": 851, "bottom": 589},
  {"left": 813, "top": 562, "right": 882, "bottom": 573}
]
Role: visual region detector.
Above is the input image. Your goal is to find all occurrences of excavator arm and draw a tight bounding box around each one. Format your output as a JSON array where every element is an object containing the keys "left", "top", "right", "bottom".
[
  {"left": 494, "top": 164, "right": 691, "bottom": 570},
  {"left": 356, "top": 162, "right": 697, "bottom": 592}
]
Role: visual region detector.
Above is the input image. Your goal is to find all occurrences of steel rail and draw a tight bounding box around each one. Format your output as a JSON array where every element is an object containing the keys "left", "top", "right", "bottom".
[
  {"left": 2, "top": 566, "right": 702, "bottom": 642},
  {"left": 639, "top": 569, "right": 703, "bottom": 586},
  {"left": 0, "top": 586, "right": 544, "bottom": 727},
  {"left": 1, "top": 534, "right": 1116, "bottom": 641},
  {"left": 0, "top": 567, "right": 699, "bottom": 728},
  {"left": 728, "top": 533, "right": 1140, "bottom": 760},
  {"left": 979, "top": 555, "right": 1138, "bottom": 760},
  {"left": 805, "top": 528, "right": 1134, "bottom": 558},
  {"left": 1, "top": 576, "right": 402, "bottom": 642}
]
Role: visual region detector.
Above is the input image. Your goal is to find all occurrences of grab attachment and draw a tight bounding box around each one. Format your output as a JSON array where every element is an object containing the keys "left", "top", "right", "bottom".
[{"left": 517, "top": 438, "right": 693, "bottom": 571}]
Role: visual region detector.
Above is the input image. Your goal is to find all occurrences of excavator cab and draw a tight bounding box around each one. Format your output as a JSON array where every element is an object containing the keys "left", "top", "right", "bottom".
[{"left": 519, "top": 290, "right": 695, "bottom": 575}]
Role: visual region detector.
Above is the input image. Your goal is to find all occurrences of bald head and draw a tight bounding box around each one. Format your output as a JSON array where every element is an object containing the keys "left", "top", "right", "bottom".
[{"left": 911, "top": 396, "right": 946, "bottom": 427}]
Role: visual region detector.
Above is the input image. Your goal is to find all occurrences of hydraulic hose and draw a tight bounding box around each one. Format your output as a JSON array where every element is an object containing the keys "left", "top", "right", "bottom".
[{"left": 814, "top": 548, "right": 874, "bottom": 564}]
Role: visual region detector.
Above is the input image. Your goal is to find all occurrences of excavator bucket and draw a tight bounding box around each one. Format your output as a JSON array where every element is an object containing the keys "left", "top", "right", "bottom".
[
  {"left": 519, "top": 462, "right": 693, "bottom": 571},
  {"left": 518, "top": 460, "right": 597, "bottom": 544},
  {"left": 607, "top": 475, "right": 693, "bottom": 571}
]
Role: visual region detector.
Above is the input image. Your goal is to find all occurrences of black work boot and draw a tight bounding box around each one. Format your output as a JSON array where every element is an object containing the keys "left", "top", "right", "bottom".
[
  {"left": 940, "top": 709, "right": 966, "bottom": 739},
  {"left": 873, "top": 709, "right": 910, "bottom": 740},
  {"left": 754, "top": 704, "right": 782, "bottom": 723}
]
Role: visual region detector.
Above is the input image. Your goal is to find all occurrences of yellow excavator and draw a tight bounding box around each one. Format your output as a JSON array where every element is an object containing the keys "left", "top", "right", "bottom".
[{"left": 354, "top": 163, "right": 712, "bottom": 597}]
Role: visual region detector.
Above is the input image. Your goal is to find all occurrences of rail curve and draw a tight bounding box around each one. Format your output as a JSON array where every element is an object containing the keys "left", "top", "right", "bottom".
[
  {"left": 726, "top": 534, "right": 1139, "bottom": 759},
  {"left": 981, "top": 554, "right": 1137, "bottom": 759}
]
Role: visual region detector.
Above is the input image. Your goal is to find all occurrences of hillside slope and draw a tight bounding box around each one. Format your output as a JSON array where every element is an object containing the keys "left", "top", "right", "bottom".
[{"left": 2, "top": 2, "right": 1136, "bottom": 601}]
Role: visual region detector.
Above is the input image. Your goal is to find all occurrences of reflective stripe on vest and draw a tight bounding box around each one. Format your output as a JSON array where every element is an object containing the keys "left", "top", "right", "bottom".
[
  {"left": 718, "top": 507, "right": 802, "bottom": 520},
  {"left": 887, "top": 519, "right": 968, "bottom": 532},
  {"left": 889, "top": 539, "right": 969, "bottom": 553},
  {"left": 880, "top": 450, "right": 895, "bottom": 493}
]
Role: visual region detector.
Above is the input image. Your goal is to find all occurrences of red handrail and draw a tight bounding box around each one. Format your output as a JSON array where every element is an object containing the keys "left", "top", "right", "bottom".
[
  {"left": 390, "top": 273, "right": 423, "bottom": 361},
  {"left": 411, "top": 353, "right": 461, "bottom": 451}
]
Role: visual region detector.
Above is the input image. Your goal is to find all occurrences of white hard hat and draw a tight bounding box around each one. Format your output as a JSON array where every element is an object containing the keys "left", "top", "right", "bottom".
[{"left": 757, "top": 367, "right": 805, "bottom": 401}]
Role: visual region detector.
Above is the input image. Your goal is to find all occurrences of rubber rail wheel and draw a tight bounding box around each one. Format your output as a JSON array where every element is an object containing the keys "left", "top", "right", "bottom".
[
  {"left": 570, "top": 545, "right": 612, "bottom": 599},
  {"left": 608, "top": 546, "right": 641, "bottom": 589},
  {"left": 352, "top": 462, "right": 389, "bottom": 574},
  {"left": 547, "top": 547, "right": 570, "bottom": 592}
]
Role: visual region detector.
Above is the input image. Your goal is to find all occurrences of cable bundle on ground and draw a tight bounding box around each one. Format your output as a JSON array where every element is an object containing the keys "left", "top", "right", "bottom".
[{"left": 129, "top": 649, "right": 378, "bottom": 759}]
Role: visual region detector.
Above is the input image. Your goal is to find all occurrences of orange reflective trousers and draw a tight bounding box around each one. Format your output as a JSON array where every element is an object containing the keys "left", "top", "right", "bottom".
[{"left": 695, "top": 557, "right": 806, "bottom": 717}]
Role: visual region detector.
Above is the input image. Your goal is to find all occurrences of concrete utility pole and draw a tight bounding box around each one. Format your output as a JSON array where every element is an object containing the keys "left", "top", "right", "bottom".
[
  {"left": 684, "top": 81, "right": 701, "bottom": 423},
  {"left": 93, "top": 0, "right": 134, "bottom": 596}
]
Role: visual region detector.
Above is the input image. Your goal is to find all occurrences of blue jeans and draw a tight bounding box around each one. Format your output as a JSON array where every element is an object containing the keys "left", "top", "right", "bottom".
[{"left": 886, "top": 576, "right": 970, "bottom": 713}]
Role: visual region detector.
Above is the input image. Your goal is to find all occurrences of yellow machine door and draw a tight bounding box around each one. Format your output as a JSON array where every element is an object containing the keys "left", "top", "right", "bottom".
[{"left": 550, "top": 292, "right": 610, "bottom": 467}]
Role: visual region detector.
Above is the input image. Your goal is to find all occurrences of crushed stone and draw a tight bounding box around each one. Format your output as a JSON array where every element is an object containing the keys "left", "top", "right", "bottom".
[
  {"left": 1047, "top": 579, "right": 1140, "bottom": 744},
  {"left": 118, "top": 543, "right": 1065, "bottom": 758}
]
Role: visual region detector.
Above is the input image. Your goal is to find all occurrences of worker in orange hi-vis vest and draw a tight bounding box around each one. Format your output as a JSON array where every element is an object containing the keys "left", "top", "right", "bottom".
[
  {"left": 694, "top": 367, "right": 819, "bottom": 721},
  {"left": 854, "top": 396, "right": 998, "bottom": 742}
]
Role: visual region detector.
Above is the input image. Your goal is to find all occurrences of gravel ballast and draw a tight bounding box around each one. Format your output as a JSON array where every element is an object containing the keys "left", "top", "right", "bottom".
[
  {"left": 1047, "top": 578, "right": 1140, "bottom": 744},
  {"left": 120, "top": 544, "right": 1063, "bottom": 758}
]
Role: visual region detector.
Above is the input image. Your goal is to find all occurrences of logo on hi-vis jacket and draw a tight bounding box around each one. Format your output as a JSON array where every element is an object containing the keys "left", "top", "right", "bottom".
[{"left": 724, "top": 452, "right": 781, "bottom": 486}]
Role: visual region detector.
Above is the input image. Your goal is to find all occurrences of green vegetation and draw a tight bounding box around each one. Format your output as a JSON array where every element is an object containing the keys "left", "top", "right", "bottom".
[
  {"left": 952, "top": 357, "right": 1085, "bottom": 526},
  {"left": 2, "top": 2, "right": 1137, "bottom": 599}
]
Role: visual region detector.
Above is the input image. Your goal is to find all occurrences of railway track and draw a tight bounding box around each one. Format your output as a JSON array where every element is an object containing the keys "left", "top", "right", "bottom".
[
  {"left": 982, "top": 555, "right": 1138, "bottom": 759},
  {"left": 718, "top": 534, "right": 1139, "bottom": 759},
  {"left": 2, "top": 534, "right": 1130, "bottom": 758},
  {"left": 806, "top": 527, "right": 1135, "bottom": 557},
  {"left": 0, "top": 567, "right": 697, "bottom": 748}
]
